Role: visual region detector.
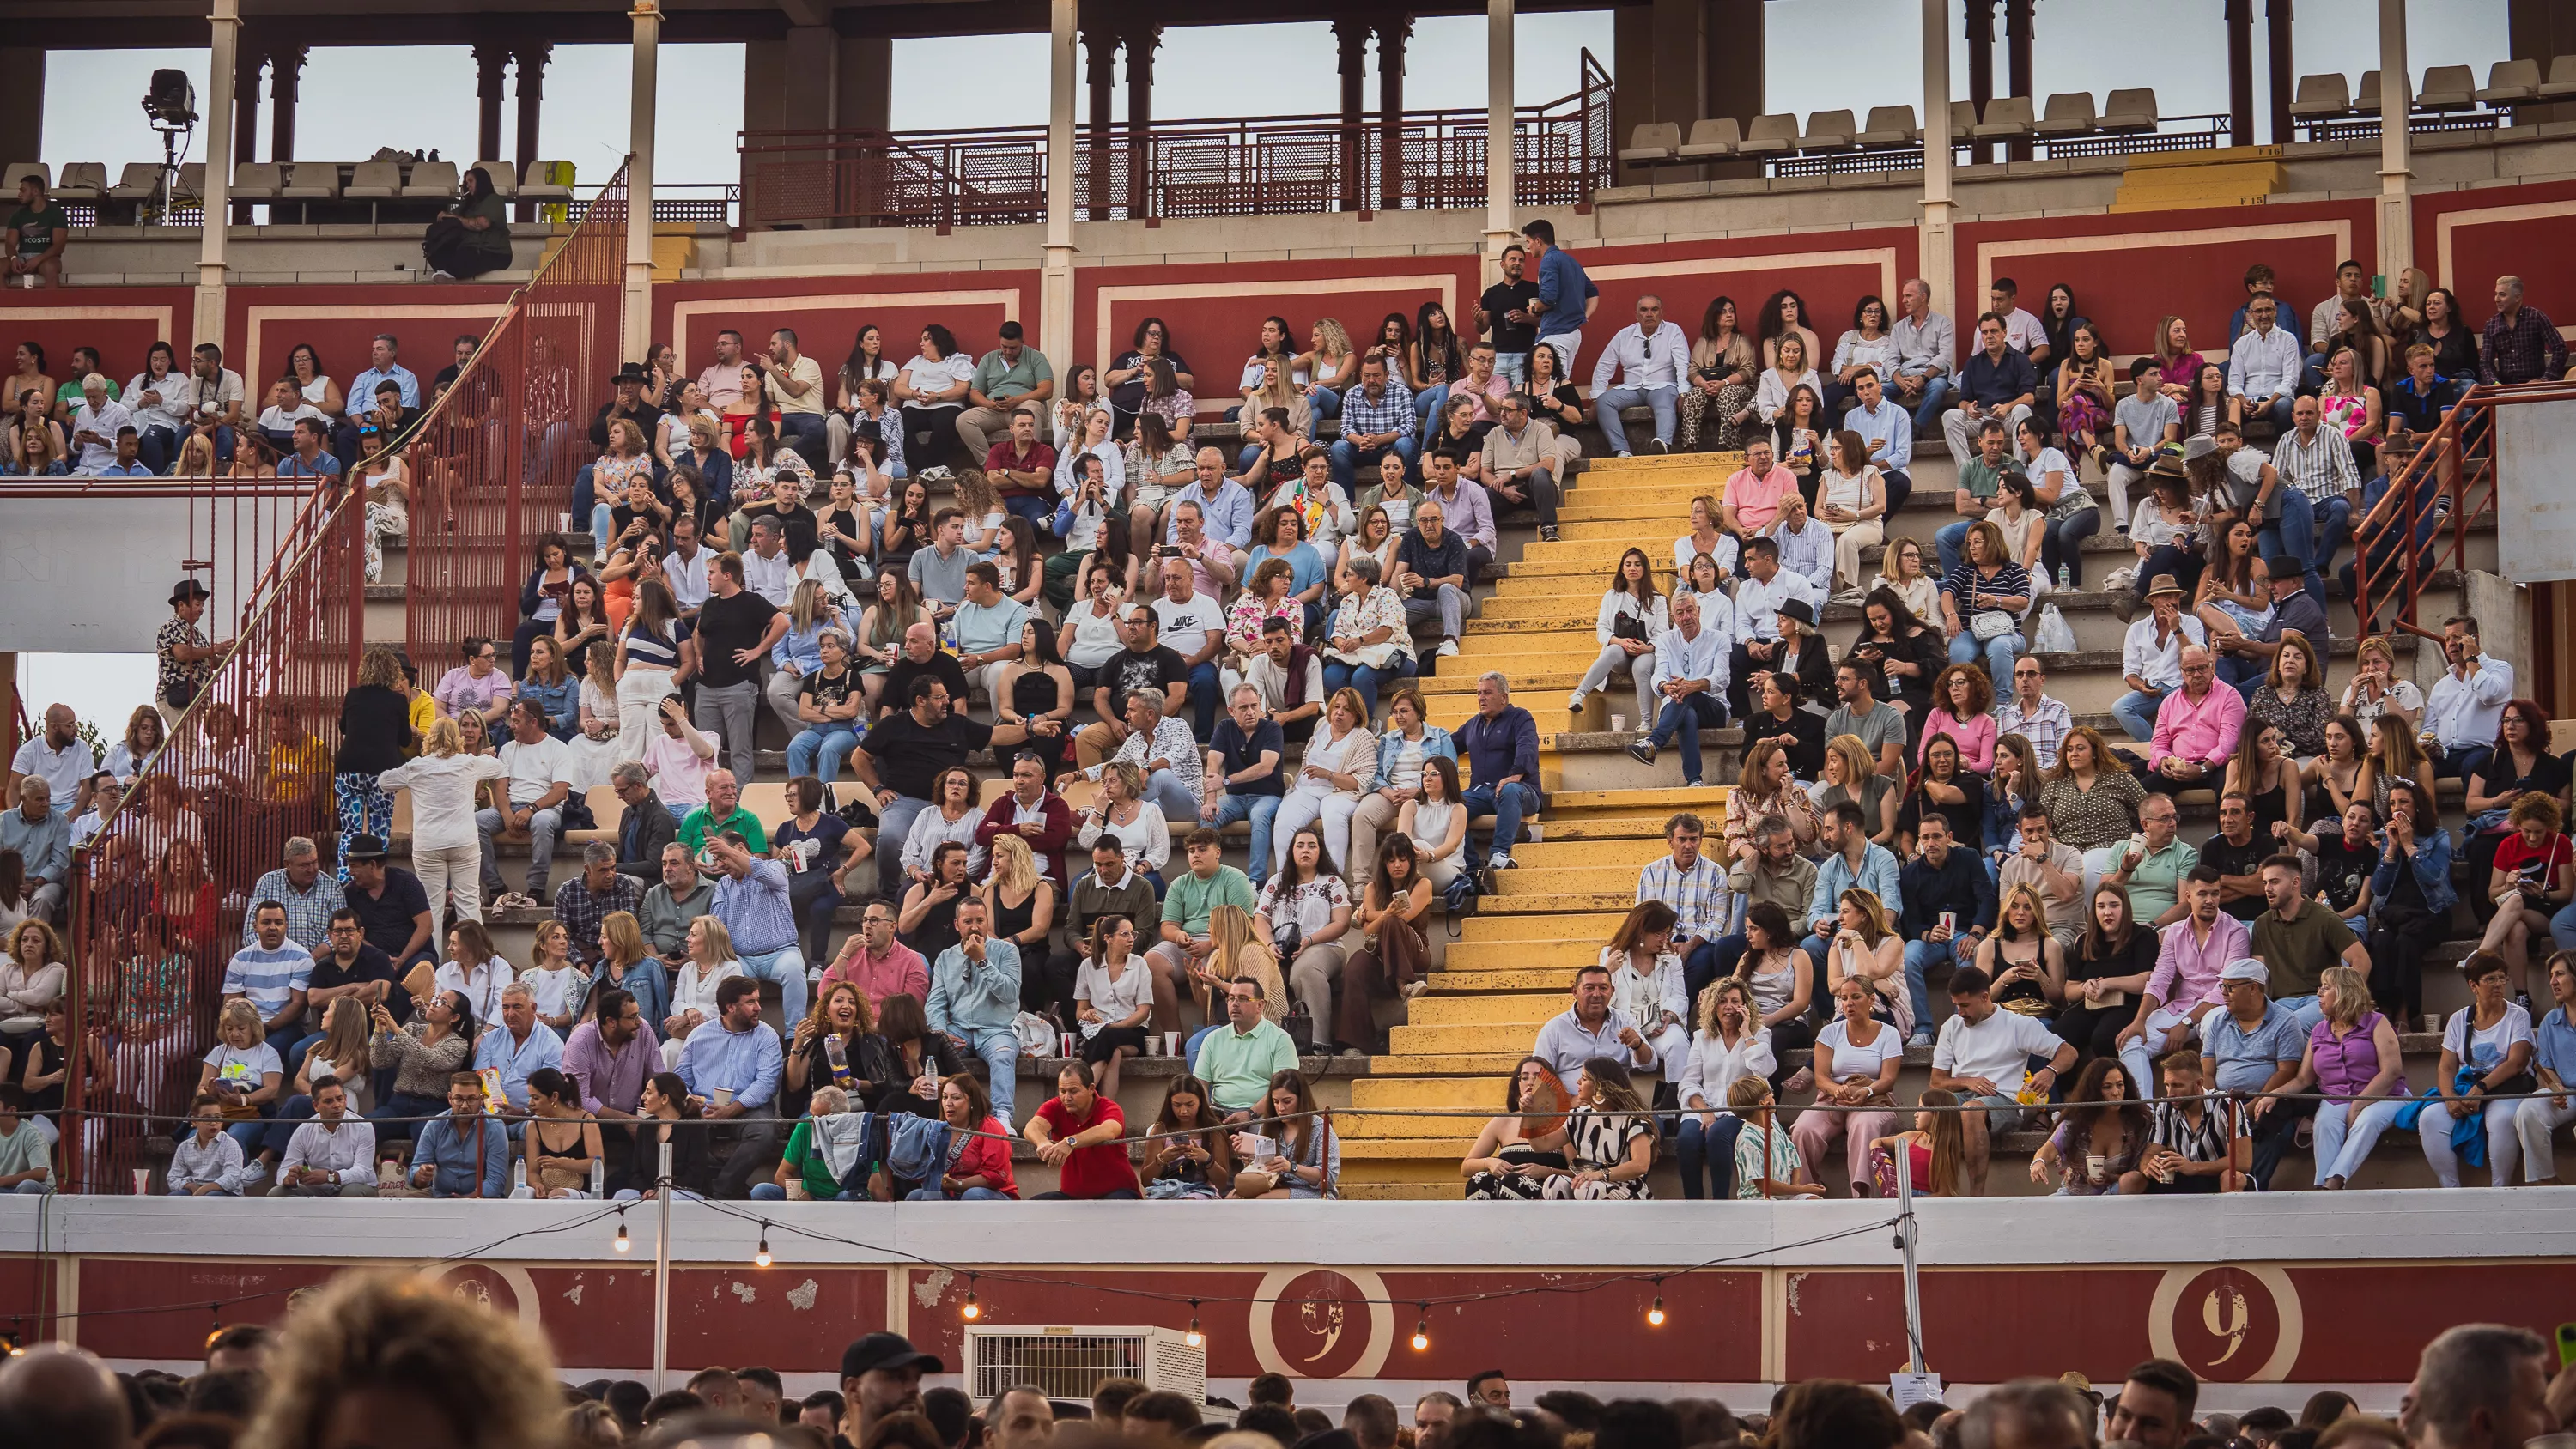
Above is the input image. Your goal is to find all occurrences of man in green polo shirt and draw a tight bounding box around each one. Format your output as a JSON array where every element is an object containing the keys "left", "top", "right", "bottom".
[
  {"left": 1147, "top": 828, "right": 1255, "bottom": 1035},
  {"left": 2099, "top": 793, "right": 2197, "bottom": 927},
  {"left": 1192, "top": 976, "right": 1298, "bottom": 1117},
  {"left": 4, "top": 174, "right": 68, "bottom": 289},
  {"left": 678, "top": 769, "right": 769, "bottom": 857},
  {"left": 957, "top": 319, "right": 1056, "bottom": 463},
  {"left": 2250, "top": 853, "right": 2369, "bottom": 1033}
]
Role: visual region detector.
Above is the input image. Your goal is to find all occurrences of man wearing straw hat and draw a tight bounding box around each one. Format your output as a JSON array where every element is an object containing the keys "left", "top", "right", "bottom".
[{"left": 2113, "top": 574, "right": 2206, "bottom": 743}]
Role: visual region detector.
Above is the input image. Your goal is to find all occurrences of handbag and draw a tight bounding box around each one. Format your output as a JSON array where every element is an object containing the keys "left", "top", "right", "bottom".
[
  {"left": 1280, "top": 1003, "right": 1315, "bottom": 1053},
  {"left": 1611, "top": 609, "right": 1649, "bottom": 644},
  {"left": 1970, "top": 610, "right": 2017, "bottom": 643},
  {"left": 1272, "top": 919, "right": 1303, "bottom": 961}
]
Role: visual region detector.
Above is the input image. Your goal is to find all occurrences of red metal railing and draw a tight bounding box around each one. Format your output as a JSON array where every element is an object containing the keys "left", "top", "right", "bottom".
[
  {"left": 406, "top": 161, "right": 629, "bottom": 659},
  {"left": 58, "top": 471, "right": 368, "bottom": 1191},
  {"left": 739, "top": 58, "right": 1613, "bottom": 230},
  {"left": 2346, "top": 381, "right": 2554, "bottom": 644}
]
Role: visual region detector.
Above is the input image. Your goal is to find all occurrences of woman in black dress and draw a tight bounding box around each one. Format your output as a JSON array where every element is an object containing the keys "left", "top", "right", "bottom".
[
  {"left": 871, "top": 991, "right": 969, "bottom": 1117},
  {"left": 997, "top": 621, "right": 1076, "bottom": 777},
  {"left": 2055, "top": 882, "right": 2160, "bottom": 1072}
]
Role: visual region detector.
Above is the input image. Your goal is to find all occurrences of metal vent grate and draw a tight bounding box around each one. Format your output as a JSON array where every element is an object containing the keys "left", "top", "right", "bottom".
[{"left": 965, "top": 1327, "right": 1205, "bottom": 1404}]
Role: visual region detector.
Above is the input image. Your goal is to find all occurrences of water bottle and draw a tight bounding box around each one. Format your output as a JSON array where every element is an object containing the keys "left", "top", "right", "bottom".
[
  {"left": 590, "top": 1157, "right": 606, "bottom": 1198},
  {"left": 2056, "top": 564, "right": 2072, "bottom": 591}
]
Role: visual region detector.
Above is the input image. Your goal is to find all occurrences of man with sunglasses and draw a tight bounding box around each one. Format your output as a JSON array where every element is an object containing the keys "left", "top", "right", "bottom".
[{"left": 1589, "top": 294, "right": 1688, "bottom": 458}]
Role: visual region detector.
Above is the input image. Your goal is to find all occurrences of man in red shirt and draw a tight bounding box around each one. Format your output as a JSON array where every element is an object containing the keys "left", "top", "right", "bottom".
[
  {"left": 983, "top": 409, "right": 1059, "bottom": 529},
  {"left": 1024, "top": 1061, "right": 1140, "bottom": 1199}
]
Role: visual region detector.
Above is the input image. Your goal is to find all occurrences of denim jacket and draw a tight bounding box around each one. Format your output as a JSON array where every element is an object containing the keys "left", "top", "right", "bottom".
[
  {"left": 2371, "top": 826, "right": 2458, "bottom": 916},
  {"left": 516, "top": 676, "right": 581, "bottom": 740},
  {"left": 1366, "top": 725, "right": 1457, "bottom": 794}
]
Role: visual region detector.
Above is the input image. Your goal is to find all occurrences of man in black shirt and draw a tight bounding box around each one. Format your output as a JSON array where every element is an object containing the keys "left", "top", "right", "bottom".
[
  {"left": 429, "top": 333, "right": 479, "bottom": 397},
  {"left": 1477, "top": 243, "right": 1542, "bottom": 385},
  {"left": 1393, "top": 500, "right": 1473, "bottom": 658},
  {"left": 879, "top": 621, "right": 970, "bottom": 724},
  {"left": 1075, "top": 604, "right": 1188, "bottom": 767},
  {"left": 2200, "top": 793, "right": 2270, "bottom": 922},
  {"left": 576, "top": 363, "right": 669, "bottom": 535},
  {"left": 309, "top": 907, "right": 407, "bottom": 1035},
  {"left": 734, "top": 470, "right": 821, "bottom": 561},
  {"left": 1203, "top": 682, "right": 1287, "bottom": 888},
  {"left": 853, "top": 676, "right": 1029, "bottom": 899},
  {"left": 691, "top": 550, "right": 785, "bottom": 780},
  {"left": 342, "top": 836, "right": 434, "bottom": 971}
]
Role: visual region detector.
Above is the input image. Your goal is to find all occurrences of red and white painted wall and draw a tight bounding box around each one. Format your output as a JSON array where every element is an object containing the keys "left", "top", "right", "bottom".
[{"left": 3, "top": 1194, "right": 2565, "bottom": 1410}]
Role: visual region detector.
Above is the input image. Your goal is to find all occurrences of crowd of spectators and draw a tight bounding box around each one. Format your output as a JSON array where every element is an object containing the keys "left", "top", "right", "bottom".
[
  {"left": 16, "top": 227, "right": 2573, "bottom": 1204},
  {"left": 0, "top": 1274, "right": 2567, "bottom": 1449}
]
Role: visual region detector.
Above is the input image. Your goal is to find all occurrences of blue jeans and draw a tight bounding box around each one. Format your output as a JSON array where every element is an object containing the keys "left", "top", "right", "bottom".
[
  {"left": 1208, "top": 792, "right": 1282, "bottom": 888},
  {"left": 2111, "top": 685, "right": 2169, "bottom": 743},
  {"left": 2311, "top": 493, "right": 2353, "bottom": 578},
  {"left": 738, "top": 943, "right": 809, "bottom": 1028},
  {"left": 1675, "top": 1113, "right": 1742, "bottom": 1199},
  {"left": 905, "top": 1185, "right": 1012, "bottom": 1200},
  {"left": 1948, "top": 626, "right": 2025, "bottom": 678},
  {"left": 1185, "top": 660, "right": 1222, "bottom": 739},
  {"left": 1935, "top": 519, "right": 1973, "bottom": 578},
  {"left": 137, "top": 424, "right": 181, "bottom": 474},
  {"left": 2551, "top": 901, "right": 2576, "bottom": 953},
  {"left": 787, "top": 722, "right": 861, "bottom": 781},
  {"left": 2242, "top": 392, "right": 2295, "bottom": 433},
  {"left": 2257, "top": 488, "right": 2324, "bottom": 605},
  {"left": 1324, "top": 658, "right": 1414, "bottom": 723},
  {"left": 1327, "top": 436, "right": 1417, "bottom": 492},
  {"left": 1461, "top": 780, "right": 1539, "bottom": 864},
  {"left": 1493, "top": 353, "right": 1528, "bottom": 385},
  {"left": 947, "top": 1026, "right": 1019, "bottom": 1129},
  {"left": 872, "top": 795, "right": 932, "bottom": 894},
  {"left": 1905, "top": 374, "right": 1956, "bottom": 434},
  {"left": 1595, "top": 385, "right": 1678, "bottom": 456},
  {"left": 1902, "top": 937, "right": 1976, "bottom": 1039},
  {"left": 1648, "top": 692, "right": 1728, "bottom": 785},
  {"left": 1413, "top": 384, "right": 1452, "bottom": 445},
  {"left": 1309, "top": 387, "right": 1343, "bottom": 419},
  {"left": 779, "top": 412, "right": 829, "bottom": 466},
  {"left": 2275, "top": 993, "right": 2325, "bottom": 1034}
]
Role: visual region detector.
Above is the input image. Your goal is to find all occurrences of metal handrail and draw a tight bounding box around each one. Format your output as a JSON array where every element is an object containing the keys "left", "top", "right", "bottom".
[{"left": 2348, "top": 379, "right": 2573, "bottom": 642}]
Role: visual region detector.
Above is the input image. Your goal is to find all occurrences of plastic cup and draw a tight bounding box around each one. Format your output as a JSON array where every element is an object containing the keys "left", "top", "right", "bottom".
[
  {"left": 557, "top": 512, "right": 573, "bottom": 531},
  {"left": 1610, "top": 714, "right": 1626, "bottom": 733},
  {"left": 712, "top": 1087, "right": 736, "bottom": 1106},
  {"left": 1162, "top": 1031, "right": 1179, "bottom": 1058},
  {"left": 133, "top": 1168, "right": 150, "bottom": 1195},
  {"left": 2086, "top": 1154, "right": 2108, "bottom": 1184}
]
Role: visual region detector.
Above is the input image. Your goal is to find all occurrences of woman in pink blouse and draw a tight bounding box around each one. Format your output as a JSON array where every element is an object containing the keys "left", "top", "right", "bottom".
[{"left": 1917, "top": 663, "right": 1998, "bottom": 775}]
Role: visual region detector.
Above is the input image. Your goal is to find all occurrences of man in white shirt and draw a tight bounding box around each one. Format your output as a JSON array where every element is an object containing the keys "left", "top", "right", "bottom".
[
  {"left": 1988, "top": 278, "right": 2050, "bottom": 367},
  {"left": 2227, "top": 295, "right": 2301, "bottom": 435},
  {"left": 2113, "top": 575, "right": 2208, "bottom": 742},
  {"left": 753, "top": 327, "right": 828, "bottom": 464},
  {"left": 8, "top": 703, "right": 94, "bottom": 815},
  {"left": 1728, "top": 538, "right": 1820, "bottom": 720},
  {"left": 68, "top": 373, "right": 133, "bottom": 474},
  {"left": 740, "top": 516, "right": 804, "bottom": 609},
  {"left": 1589, "top": 294, "right": 1690, "bottom": 458},
  {"left": 1929, "top": 962, "right": 2076, "bottom": 1188},
  {"left": 2425, "top": 614, "right": 2514, "bottom": 782},
  {"left": 269, "top": 1076, "right": 377, "bottom": 1197},
  {"left": 2308, "top": 259, "right": 2372, "bottom": 373},
  {"left": 661, "top": 514, "right": 712, "bottom": 619},
  {"left": 1151, "top": 555, "right": 1227, "bottom": 740},
  {"left": 1628, "top": 591, "right": 1730, "bottom": 788},
  {"left": 1844, "top": 370, "right": 1915, "bottom": 521},
  {"left": 2105, "top": 362, "right": 2183, "bottom": 528},
  {"left": 1888, "top": 278, "right": 1956, "bottom": 434},
  {"left": 184, "top": 343, "right": 246, "bottom": 463},
  {"left": 476, "top": 700, "right": 574, "bottom": 910}
]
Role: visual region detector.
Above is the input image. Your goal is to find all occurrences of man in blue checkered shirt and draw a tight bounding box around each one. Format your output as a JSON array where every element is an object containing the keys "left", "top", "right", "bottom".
[{"left": 1327, "top": 355, "right": 1418, "bottom": 493}]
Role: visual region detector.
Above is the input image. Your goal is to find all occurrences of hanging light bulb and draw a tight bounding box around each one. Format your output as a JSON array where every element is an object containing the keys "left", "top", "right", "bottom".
[
  {"left": 1646, "top": 1276, "right": 1667, "bottom": 1327},
  {"left": 753, "top": 1223, "right": 773, "bottom": 1269},
  {"left": 963, "top": 1274, "right": 982, "bottom": 1321},
  {"left": 1410, "top": 1305, "right": 1431, "bottom": 1353},
  {"left": 1184, "top": 1300, "right": 1204, "bottom": 1349},
  {"left": 613, "top": 1212, "right": 632, "bottom": 1254}
]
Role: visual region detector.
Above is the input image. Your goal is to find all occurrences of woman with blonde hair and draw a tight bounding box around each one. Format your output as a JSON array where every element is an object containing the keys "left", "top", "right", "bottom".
[
  {"left": 1189, "top": 903, "right": 1281, "bottom": 1029},
  {"left": 661, "top": 915, "right": 744, "bottom": 1068},
  {"left": 1817, "top": 732, "right": 1900, "bottom": 849},
  {"left": 1297, "top": 317, "right": 1358, "bottom": 415},
  {"left": 2278, "top": 961, "right": 2406, "bottom": 1190},
  {"left": 375, "top": 715, "right": 510, "bottom": 941},
  {"left": 1674, "top": 977, "right": 1774, "bottom": 1199},
  {"left": 2339, "top": 634, "right": 2421, "bottom": 737},
  {"left": 1977, "top": 882, "right": 2068, "bottom": 1015},
  {"left": 195, "top": 997, "right": 285, "bottom": 1156},
  {"left": 1075, "top": 759, "right": 1170, "bottom": 885},
  {"left": 244, "top": 1268, "right": 568, "bottom": 1449},
  {"left": 1270, "top": 688, "right": 1375, "bottom": 877},
  {"left": 1868, "top": 1088, "right": 1970, "bottom": 1197},
  {"left": 982, "top": 832, "right": 1064, "bottom": 1018},
  {"left": 589, "top": 908, "right": 670, "bottom": 1027},
  {"left": 105, "top": 705, "right": 167, "bottom": 784},
  {"left": 520, "top": 919, "right": 592, "bottom": 1038},
  {"left": 564, "top": 640, "right": 625, "bottom": 790},
  {"left": 1722, "top": 736, "right": 1822, "bottom": 864}
]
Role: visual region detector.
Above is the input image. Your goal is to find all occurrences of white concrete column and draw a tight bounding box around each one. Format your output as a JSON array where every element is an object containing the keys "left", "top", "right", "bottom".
[
  {"left": 1918, "top": 0, "right": 1956, "bottom": 313},
  {"left": 623, "top": 0, "right": 661, "bottom": 364},
  {"left": 1040, "top": 0, "right": 1078, "bottom": 369},
  {"left": 1484, "top": 0, "right": 1516, "bottom": 274},
  {"left": 2377, "top": 0, "right": 2414, "bottom": 281},
  {"left": 194, "top": 0, "right": 240, "bottom": 353}
]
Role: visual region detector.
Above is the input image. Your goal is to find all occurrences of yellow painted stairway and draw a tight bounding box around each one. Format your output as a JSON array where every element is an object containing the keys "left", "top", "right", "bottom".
[{"left": 1422, "top": 450, "right": 1741, "bottom": 735}]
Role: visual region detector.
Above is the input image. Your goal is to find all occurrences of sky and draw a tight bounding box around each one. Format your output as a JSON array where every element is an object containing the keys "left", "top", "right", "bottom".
[{"left": 19, "top": 0, "right": 2513, "bottom": 728}]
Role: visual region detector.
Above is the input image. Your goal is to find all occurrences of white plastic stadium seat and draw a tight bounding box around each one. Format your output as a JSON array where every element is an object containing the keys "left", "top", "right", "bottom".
[
  {"left": 1735, "top": 113, "right": 1799, "bottom": 156},
  {"left": 1797, "top": 110, "right": 1856, "bottom": 151},
  {"left": 1968, "top": 95, "right": 2035, "bottom": 141},
  {"left": 2415, "top": 64, "right": 2476, "bottom": 111},
  {"left": 519, "top": 162, "right": 574, "bottom": 201},
  {"left": 2541, "top": 56, "right": 2576, "bottom": 100},
  {"left": 228, "top": 163, "right": 283, "bottom": 201},
  {"left": 471, "top": 161, "right": 518, "bottom": 197},
  {"left": 279, "top": 163, "right": 340, "bottom": 200},
  {"left": 2030, "top": 93, "right": 2096, "bottom": 138},
  {"left": 343, "top": 161, "right": 401, "bottom": 199},
  {"left": 1947, "top": 101, "right": 1980, "bottom": 143},
  {"left": 1675, "top": 118, "right": 1741, "bottom": 160},
  {"left": 2287, "top": 73, "right": 2351, "bottom": 119},
  {"left": 52, "top": 163, "right": 106, "bottom": 202},
  {"left": 1855, "top": 106, "right": 1919, "bottom": 146},
  {"left": 2476, "top": 58, "right": 2541, "bottom": 106},
  {"left": 0, "top": 162, "right": 47, "bottom": 193},
  {"left": 403, "top": 161, "right": 460, "bottom": 198},
  {"left": 106, "top": 163, "right": 163, "bottom": 202},
  {"left": 2355, "top": 70, "right": 2406, "bottom": 114},
  {"left": 1617, "top": 123, "right": 1684, "bottom": 166},
  {"left": 2099, "top": 88, "right": 2160, "bottom": 133}
]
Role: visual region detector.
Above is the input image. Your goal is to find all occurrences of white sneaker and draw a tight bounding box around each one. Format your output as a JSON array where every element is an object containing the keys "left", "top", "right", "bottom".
[
  {"left": 1567, "top": 689, "right": 1587, "bottom": 712},
  {"left": 1437, "top": 640, "right": 1460, "bottom": 658}
]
